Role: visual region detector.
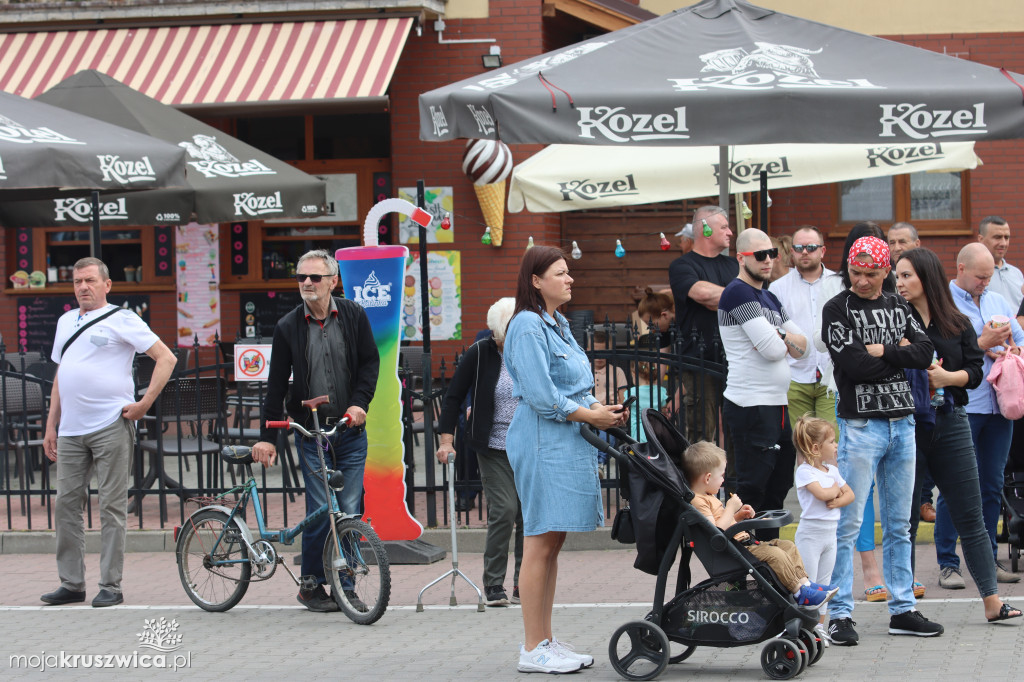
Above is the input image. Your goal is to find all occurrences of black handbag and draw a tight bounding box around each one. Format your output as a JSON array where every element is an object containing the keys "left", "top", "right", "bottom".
[{"left": 610, "top": 505, "right": 636, "bottom": 544}]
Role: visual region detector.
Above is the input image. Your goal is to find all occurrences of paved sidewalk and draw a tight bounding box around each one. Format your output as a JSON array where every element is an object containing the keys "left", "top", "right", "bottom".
[{"left": 3, "top": 547, "right": 1022, "bottom": 680}]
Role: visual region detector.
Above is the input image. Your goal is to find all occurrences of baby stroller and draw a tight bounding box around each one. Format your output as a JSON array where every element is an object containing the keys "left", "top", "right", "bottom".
[
  {"left": 581, "top": 409, "right": 823, "bottom": 681},
  {"left": 1003, "top": 472, "right": 1024, "bottom": 572}
]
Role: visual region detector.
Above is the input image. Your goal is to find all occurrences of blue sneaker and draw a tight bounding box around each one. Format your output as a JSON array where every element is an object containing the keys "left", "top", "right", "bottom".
[{"left": 797, "top": 584, "right": 839, "bottom": 607}]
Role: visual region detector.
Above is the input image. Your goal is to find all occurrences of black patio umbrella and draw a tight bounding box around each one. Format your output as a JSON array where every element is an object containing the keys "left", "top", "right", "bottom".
[
  {"left": 0, "top": 70, "right": 326, "bottom": 227},
  {"left": 419, "top": 0, "right": 1024, "bottom": 208},
  {"left": 0, "top": 89, "right": 187, "bottom": 198}
]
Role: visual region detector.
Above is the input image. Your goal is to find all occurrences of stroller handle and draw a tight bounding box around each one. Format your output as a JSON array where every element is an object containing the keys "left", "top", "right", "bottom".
[{"left": 580, "top": 424, "right": 633, "bottom": 462}]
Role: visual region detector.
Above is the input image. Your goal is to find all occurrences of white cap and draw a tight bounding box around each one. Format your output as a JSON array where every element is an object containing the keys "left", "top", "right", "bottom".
[{"left": 674, "top": 223, "right": 693, "bottom": 239}]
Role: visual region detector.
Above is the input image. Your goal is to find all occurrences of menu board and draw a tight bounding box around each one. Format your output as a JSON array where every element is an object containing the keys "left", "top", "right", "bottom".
[
  {"left": 16, "top": 295, "right": 151, "bottom": 356},
  {"left": 239, "top": 291, "right": 302, "bottom": 340}
]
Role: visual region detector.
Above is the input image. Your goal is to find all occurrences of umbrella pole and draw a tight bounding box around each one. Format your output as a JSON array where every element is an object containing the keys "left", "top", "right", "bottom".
[
  {"left": 759, "top": 170, "right": 769, "bottom": 232},
  {"left": 90, "top": 190, "right": 102, "bottom": 260},
  {"left": 718, "top": 145, "right": 730, "bottom": 215}
]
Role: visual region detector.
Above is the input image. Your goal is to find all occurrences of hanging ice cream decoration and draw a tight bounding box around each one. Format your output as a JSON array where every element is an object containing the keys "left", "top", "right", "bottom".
[{"left": 462, "top": 139, "right": 513, "bottom": 247}]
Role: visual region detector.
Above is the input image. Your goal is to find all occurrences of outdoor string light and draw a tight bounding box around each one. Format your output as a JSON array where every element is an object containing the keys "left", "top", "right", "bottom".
[{"left": 571, "top": 241, "right": 582, "bottom": 259}]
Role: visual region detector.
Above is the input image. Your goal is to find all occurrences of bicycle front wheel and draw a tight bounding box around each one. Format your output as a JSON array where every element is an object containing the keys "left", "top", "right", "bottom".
[
  {"left": 323, "top": 518, "right": 391, "bottom": 624},
  {"left": 176, "top": 508, "right": 251, "bottom": 612}
]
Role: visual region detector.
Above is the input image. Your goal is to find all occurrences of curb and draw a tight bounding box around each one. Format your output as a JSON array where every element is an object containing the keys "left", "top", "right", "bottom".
[{"left": 0, "top": 522, "right": 937, "bottom": 554}]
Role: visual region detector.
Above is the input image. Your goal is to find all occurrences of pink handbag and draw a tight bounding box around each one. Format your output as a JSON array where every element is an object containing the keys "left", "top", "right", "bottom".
[{"left": 987, "top": 352, "right": 1024, "bottom": 420}]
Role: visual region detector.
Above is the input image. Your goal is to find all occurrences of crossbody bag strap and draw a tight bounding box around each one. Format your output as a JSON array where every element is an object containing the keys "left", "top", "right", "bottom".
[{"left": 60, "top": 307, "right": 123, "bottom": 359}]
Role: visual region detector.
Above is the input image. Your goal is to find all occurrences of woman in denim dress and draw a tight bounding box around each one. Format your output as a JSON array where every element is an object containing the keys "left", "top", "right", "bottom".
[{"left": 504, "top": 245, "right": 629, "bottom": 673}]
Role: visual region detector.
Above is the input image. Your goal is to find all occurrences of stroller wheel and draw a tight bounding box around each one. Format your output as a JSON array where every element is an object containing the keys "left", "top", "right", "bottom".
[
  {"left": 608, "top": 620, "right": 670, "bottom": 681},
  {"left": 761, "top": 639, "right": 804, "bottom": 680},
  {"left": 797, "top": 628, "right": 823, "bottom": 666}
]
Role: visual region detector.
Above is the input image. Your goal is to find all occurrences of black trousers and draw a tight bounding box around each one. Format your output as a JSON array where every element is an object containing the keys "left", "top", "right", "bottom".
[{"left": 722, "top": 400, "right": 795, "bottom": 541}]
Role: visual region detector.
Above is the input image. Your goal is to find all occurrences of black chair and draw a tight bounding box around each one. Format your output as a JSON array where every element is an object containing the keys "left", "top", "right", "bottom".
[
  {"left": 23, "top": 361, "right": 58, "bottom": 384},
  {"left": 136, "top": 376, "right": 227, "bottom": 522},
  {"left": 1, "top": 376, "right": 46, "bottom": 513}
]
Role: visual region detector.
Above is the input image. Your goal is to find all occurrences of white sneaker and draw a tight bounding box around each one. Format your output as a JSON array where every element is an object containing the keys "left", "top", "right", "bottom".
[
  {"left": 551, "top": 638, "right": 594, "bottom": 668},
  {"left": 813, "top": 623, "right": 830, "bottom": 649},
  {"left": 518, "top": 640, "right": 583, "bottom": 674}
]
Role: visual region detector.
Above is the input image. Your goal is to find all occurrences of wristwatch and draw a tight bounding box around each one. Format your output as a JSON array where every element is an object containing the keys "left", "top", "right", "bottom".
[{"left": 777, "top": 327, "right": 787, "bottom": 341}]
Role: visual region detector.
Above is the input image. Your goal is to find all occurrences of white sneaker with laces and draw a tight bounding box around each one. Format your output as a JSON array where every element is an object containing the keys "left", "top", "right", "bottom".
[
  {"left": 518, "top": 640, "right": 583, "bottom": 674},
  {"left": 551, "top": 638, "right": 594, "bottom": 668}
]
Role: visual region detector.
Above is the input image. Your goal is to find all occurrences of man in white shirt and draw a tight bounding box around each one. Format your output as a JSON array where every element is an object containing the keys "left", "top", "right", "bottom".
[
  {"left": 719, "top": 229, "right": 808, "bottom": 539},
  {"left": 41, "top": 258, "right": 176, "bottom": 608},
  {"left": 978, "top": 216, "right": 1024, "bottom": 310},
  {"left": 770, "top": 226, "right": 837, "bottom": 433}
]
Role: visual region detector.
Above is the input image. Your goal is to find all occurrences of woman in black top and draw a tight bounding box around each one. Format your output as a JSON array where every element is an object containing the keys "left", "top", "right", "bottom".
[
  {"left": 896, "top": 248, "right": 1021, "bottom": 622},
  {"left": 436, "top": 298, "right": 523, "bottom": 607}
]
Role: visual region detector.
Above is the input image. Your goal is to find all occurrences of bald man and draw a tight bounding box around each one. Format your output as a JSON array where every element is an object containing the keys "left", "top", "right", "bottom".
[
  {"left": 945, "top": 242, "right": 1024, "bottom": 585},
  {"left": 718, "top": 229, "right": 807, "bottom": 540}
]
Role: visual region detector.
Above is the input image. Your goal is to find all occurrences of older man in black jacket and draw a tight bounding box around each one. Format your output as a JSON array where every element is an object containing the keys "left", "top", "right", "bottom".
[{"left": 253, "top": 249, "right": 379, "bottom": 613}]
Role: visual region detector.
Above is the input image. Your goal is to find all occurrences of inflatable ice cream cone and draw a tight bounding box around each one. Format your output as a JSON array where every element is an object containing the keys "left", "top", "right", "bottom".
[
  {"left": 473, "top": 181, "right": 506, "bottom": 246},
  {"left": 463, "top": 139, "right": 513, "bottom": 247}
]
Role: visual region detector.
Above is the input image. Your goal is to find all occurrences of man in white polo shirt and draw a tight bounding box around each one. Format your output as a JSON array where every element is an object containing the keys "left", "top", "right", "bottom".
[
  {"left": 41, "top": 258, "right": 176, "bottom": 608},
  {"left": 770, "top": 225, "right": 837, "bottom": 433}
]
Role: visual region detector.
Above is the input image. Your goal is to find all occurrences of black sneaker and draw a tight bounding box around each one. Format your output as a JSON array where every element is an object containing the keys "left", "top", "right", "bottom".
[
  {"left": 889, "top": 609, "right": 944, "bottom": 637},
  {"left": 344, "top": 589, "right": 369, "bottom": 613},
  {"left": 297, "top": 584, "right": 339, "bottom": 612},
  {"left": 484, "top": 585, "right": 509, "bottom": 606},
  {"left": 511, "top": 585, "right": 520, "bottom": 605},
  {"left": 827, "top": 617, "right": 859, "bottom": 646}
]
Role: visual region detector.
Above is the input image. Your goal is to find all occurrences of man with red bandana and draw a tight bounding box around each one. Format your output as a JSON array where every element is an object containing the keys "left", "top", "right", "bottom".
[{"left": 821, "top": 236, "right": 942, "bottom": 644}]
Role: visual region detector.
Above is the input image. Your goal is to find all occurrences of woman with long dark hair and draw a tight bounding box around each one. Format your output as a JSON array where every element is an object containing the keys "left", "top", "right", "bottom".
[
  {"left": 896, "top": 247, "right": 1021, "bottom": 622},
  {"left": 504, "top": 245, "right": 628, "bottom": 672}
]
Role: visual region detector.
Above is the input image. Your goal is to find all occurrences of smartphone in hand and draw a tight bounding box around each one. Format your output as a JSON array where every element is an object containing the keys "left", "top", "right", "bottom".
[{"left": 616, "top": 395, "right": 637, "bottom": 413}]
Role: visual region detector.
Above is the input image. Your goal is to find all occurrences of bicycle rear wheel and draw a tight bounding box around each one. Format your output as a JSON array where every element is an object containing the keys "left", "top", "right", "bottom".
[
  {"left": 323, "top": 518, "right": 391, "bottom": 624},
  {"left": 176, "top": 508, "right": 251, "bottom": 612}
]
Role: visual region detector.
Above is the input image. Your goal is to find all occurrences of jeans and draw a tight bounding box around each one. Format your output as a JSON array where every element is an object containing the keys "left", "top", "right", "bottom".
[
  {"left": 935, "top": 412, "right": 1012, "bottom": 564},
  {"left": 910, "top": 407, "right": 997, "bottom": 598},
  {"left": 830, "top": 415, "right": 917, "bottom": 618},
  {"left": 723, "top": 400, "right": 795, "bottom": 541},
  {"left": 297, "top": 427, "right": 368, "bottom": 586}
]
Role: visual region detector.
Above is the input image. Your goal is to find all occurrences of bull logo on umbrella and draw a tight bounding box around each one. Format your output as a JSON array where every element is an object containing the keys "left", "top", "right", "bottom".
[{"left": 700, "top": 42, "right": 822, "bottom": 78}]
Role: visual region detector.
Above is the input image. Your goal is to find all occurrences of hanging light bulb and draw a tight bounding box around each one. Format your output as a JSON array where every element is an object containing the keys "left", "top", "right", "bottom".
[
  {"left": 741, "top": 201, "right": 753, "bottom": 220},
  {"left": 526, "top": 236, "right": 535, "bottom": 250},
  {"left": 481, "top": 226, "right": 492, "bottom": 245},
  {"left": 571, "top": 241, "right": 582, "bottom": 260},
  {"left": 615, "top": 239, "right": 626, "bottom": 258},
  {"left": 440, "top": 213, "right": 451, "bottom": 230},
  {"left": 766, "top": 193, "right": 773, "bottom": 208},
  {"left": 659, "top": 232, "right": 671, "bottom": 251}
]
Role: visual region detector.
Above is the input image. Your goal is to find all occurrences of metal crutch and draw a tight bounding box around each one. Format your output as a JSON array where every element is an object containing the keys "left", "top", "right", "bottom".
[{"left": 417, "top": 453, "right": 485, "bottom": 612}]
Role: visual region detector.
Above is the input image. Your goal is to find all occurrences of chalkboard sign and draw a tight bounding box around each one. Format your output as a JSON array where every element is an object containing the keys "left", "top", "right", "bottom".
[
  {"left": 239, "top": 291, "right": 302, "bottom": 340},
  {"left": 16, "top": 295, "right": 151, "bottom": 356}
]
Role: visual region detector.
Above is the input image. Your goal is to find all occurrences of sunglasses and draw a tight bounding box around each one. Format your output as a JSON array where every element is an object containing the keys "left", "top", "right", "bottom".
[
  {"left": 791, "top": 244, "right": 822, "bottom": 254},
  {"left": 295, "top": 273, "right": 326, "bottom": 283},
  {"left": 738, "top": 248, "right": 779, "bottom": 262}
]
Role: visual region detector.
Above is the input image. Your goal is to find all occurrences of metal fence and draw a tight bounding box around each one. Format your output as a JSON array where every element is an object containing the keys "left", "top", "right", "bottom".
[{"left": 0, "top": 322, "right": 727, "bottom": 532}]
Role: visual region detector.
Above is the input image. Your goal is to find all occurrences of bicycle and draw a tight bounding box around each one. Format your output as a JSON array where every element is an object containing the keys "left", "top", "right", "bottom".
[{"left": 174, "top": 395, "right": 391, "bottom": 624}]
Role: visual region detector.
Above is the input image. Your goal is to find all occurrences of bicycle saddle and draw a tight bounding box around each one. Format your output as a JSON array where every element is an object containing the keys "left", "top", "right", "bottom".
[
  {"left": 301, "top": 395, "right": 331, "bottom": 410},
  {"left": 221, "top": 445, "right": 254, "bottom": 465}
]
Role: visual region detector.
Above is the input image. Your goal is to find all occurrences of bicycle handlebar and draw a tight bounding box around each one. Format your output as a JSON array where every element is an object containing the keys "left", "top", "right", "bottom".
[{"left": 264, "top": 415, "right": 349, "bottom": 439}]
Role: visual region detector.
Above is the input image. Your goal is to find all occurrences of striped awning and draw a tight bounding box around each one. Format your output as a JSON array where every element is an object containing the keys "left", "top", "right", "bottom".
[{"left": 0, "top": 17, "right": 413, "bottom": 105}]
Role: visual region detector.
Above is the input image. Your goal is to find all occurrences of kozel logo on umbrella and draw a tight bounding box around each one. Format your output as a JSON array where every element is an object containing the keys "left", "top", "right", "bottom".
[
  {"left": 53, "top": 197, "right": 129, "bottom": 222},
  {"left": 0, "top": 113, "right": 85, "bottom": 145},
  {"left": 97, "top": 154, "right": 157, "bottom": 184},
  {"left": 714, "top": 158, "right": 794, "bottom": 185},
  {"left": 233, "top": 191, "right": 283, "bottom": 217},
  {"left": 558, "top": 174, "right": 640, "bottom": 202},
  {"left": 878, "top": 103, "right": 986, "bottom": 140},
  {"left": 178, "top": 134, "right": 276, "bottom": 179},
  {"left": 865, "top": 142, "right": 948, "bottom": 168},
  {"left": 577, "top": 106, "right": 689, "bottom": 143},
  {"left": 670, "top": 42, "right": 881, "bottom": 91}
]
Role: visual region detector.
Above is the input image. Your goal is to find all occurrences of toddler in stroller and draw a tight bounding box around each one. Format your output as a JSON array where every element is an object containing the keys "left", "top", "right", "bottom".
[{"left": 582, "top": 409, "right": 827, "bottom": 681}]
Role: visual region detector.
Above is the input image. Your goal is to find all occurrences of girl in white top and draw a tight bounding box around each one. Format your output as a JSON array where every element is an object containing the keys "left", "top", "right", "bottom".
[{"left": 793, "top": 415, "right": 856, "bottom": 637}]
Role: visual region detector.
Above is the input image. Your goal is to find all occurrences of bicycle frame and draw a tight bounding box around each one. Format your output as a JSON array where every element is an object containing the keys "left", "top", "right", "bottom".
[{"left": 196, "top": 410, "right": 357, "bottom": 574}]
